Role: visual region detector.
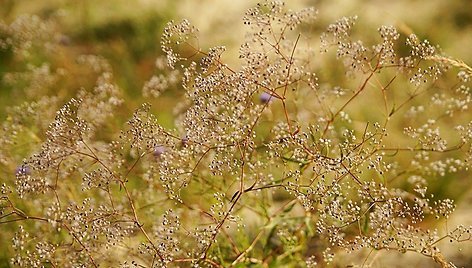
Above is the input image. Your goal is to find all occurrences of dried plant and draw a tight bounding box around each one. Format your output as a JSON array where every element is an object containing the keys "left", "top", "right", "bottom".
[{"left": 1, "top": 1, "right": 472, "bottom": 267}]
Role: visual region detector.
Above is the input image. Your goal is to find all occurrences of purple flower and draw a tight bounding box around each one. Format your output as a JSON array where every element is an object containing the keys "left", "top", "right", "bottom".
[
  {"left": 259, "top": 92, "right": 273, "bottom": 104},
  {"left": 181, "top": 134, "right": 189, "bottom": 146},
  {"left": 153, "top": 145, "right": 166, "bottom": 157},
  {"left": 58, "top": 34, "right": 71, "bottom": 46},
  {"left": 15, "top": 165, "right": 31, "bottom": 176}
]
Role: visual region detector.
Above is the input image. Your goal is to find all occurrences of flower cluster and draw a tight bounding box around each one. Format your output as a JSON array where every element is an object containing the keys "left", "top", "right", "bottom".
[{"left": 1, "top": 1, "right": 472, "bottom": 267}]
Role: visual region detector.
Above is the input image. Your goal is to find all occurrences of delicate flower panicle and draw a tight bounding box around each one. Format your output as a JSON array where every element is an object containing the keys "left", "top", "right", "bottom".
[
  {"left": 142, "top": 70, "right": 180, "bottom": 98},
  {"left": 161, "top": 19, "right": 198, "bottom": 69},
  {"left": 0, "top": 96, "right": 58, "bottom": 165},
  {"left": 2, "top": 63, "right": 59, "bottom": 99},
  {"left": 320, "top": 15, "right": 358, "bottom": 53},
  {"left": 0, "top": 14, "right": 56, "bottom": 55},
  {"left": 375, "top": 25, "right": 400, "bottom": 65}
]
